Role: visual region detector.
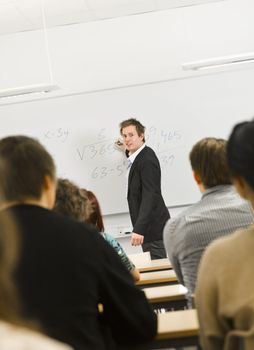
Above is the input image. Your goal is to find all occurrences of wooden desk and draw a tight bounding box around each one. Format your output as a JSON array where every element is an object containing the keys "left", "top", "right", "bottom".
[
  {"left": 136, "top": 258, "right": 172, "bottom": 272},
  {"left": 143, "top": 284, "right": 188, "bottom": 310},
  {"left": 128, "top": 252, "right": 151, "bottom": 265},
  {"left": 152, "top": 309, "right": 200, "bottom": 349},
  {"left": 136, "top": 269, "right": 178, "bottom": 287}
]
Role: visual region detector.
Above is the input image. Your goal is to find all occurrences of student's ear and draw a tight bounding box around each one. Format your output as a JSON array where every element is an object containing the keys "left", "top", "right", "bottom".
[
  {"left": 193, "top": 170, "right": 206, "bottom": 193},
  {"left": 43, "top": 175, "right": 56, "bottom": 209},
  {"left": 193, "top": 171, "right": 202, "bottom": 185},
  {"left": 233, "top": 176, "right": 250, "bottom": 200},
  {"left": 44, "top": 175, "right": 51, "bottom": 190}
]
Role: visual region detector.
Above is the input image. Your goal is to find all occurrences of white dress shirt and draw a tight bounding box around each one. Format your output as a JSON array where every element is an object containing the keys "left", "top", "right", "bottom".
[{"left": 125, "top": 143, "right": 146, "bottom": 196}]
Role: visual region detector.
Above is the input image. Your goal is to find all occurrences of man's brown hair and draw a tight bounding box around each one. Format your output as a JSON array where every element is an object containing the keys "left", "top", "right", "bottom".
[
  {"left": 189, "top": 137, "right": 231, "bottom": 189},
  {"left": 119, "top": 118, "right": 146, "bottom": 142}
]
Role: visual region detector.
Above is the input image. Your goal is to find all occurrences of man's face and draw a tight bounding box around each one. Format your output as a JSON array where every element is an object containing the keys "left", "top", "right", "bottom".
[{"left": 121, "top": 125, "right": 144, "bottom": 154}]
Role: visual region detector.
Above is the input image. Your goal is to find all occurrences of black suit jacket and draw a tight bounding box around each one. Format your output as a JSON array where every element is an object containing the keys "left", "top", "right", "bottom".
[
  {"left": 127, "top": 146, "right": 170, "bottom": 243},
  {"left": 7, "top": 204, "right": 156, "bottom": 350}
]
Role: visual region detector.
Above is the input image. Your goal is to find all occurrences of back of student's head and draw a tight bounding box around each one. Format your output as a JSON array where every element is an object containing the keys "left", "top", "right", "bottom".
[
  {"left": 82, "top": 190, "right": 105, "bottom": 232},
  {"left": 0, "top": 135, "right": 56, "bottom": 203},
  {"left": 190, "top": 137, "right": 231, "bottom": 188},
  {"left": 54, "top": 179, "right": 92, "bottom": 222},
  {"left": 227, "top": 119, "right": 254, "bottom": 191}
]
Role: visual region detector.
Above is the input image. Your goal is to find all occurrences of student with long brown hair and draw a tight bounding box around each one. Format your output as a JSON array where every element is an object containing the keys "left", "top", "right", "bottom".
[{"left": 84, "top": 189, "right": 140, "bottom": 282}]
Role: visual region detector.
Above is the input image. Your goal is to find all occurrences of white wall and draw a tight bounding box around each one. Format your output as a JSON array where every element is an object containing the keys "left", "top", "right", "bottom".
[
  {"left": 0, "top": 0, "right": 254, "bottom": 246},
  {"left": 1, "top": 0, "right": 254, "bottom": 100}
]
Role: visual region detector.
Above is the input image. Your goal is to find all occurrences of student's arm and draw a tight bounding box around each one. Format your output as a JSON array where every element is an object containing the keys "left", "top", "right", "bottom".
[
  {"left": 163, "top": 219, "right": 184, "bottom": 285},
  {"left": 169, "top": 252, "right": 184, "bottom": 285},
  {"left": 130, "top": 266, "right": 140, "bottom": 282},
  {"left": 98, "top": 236, "right": 157, "bottom": 347},
  {"left": 114, "top": 138, "right": 126, "bottom": 152},
  {"left": 195, "top": 243, "right": 229, "bottom": 350},
  {"left": 103, "top": 233, "right": 140, "bottom": 281}
]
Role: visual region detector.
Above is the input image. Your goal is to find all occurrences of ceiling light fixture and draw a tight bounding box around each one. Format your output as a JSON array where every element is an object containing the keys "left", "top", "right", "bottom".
[
  {"left": 182, "top": 52, "right": 254, "bottom": 71},
  {"left": 0, "top": 0, "right": 59, "bottom": 99},
  {"left": 0, "top": 84, "right": 59, "bottom": 98}
]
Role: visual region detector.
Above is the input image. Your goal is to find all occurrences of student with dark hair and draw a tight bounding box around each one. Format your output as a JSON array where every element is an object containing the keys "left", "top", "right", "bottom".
[
  {"left": 54, "top": 180, "right": 139, "bottom": 281},
  {"left": 163, "top": 137, "right": 254, "bottom": 301},
  {"left": 54, "top": 178, "right": 92, "bottom": 222},
  {"left": 118, "top": 118, "right": 170, "bottom": 259},
  {"left": 0, "top": 185, "right": 72, "bottom": 350},
  {"left": 0, "top": 135, "right": 157, "bottom": 350},
  {"left": 196, "top": 121, "right": 254, "bottom": 350}
]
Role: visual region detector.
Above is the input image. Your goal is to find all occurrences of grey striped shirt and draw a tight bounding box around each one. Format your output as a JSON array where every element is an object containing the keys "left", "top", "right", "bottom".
[{"left": 163, "top": 185, "right": 254, "bottom": 298}]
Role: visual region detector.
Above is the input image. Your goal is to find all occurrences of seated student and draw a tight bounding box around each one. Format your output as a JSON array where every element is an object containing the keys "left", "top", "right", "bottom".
[
  {"left": 196, "top": 120, "right": 254, "bottom": 350},
  {"left": 0, "top": 136, "right": 157, "bottom": 350},
  {"left": 54, "top": 179, "right": 140, "bottom": 282},
  {"left": 53, "top": 178, "right": 92, "bottom": 222},
  {"left": 84, "top": 189, "right": 140, "bottom": 282},
  {"left": 163, "top": 137, "right": 254, "bottom": 301},
  {"left": 0, "top": 197, "right": 72, "bottom": 350}
]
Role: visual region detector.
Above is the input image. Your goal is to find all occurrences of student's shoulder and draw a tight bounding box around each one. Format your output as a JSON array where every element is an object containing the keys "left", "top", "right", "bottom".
[
  {"left": 0, "top": 321, "right": 73, "bottom": 350},
  {"left": 103, "top": 232, "right": 118, "bottom": 245},
  {"left": 203, "top": 225, "right": 253, "bottom": 263},
  {"left": 46, "top": 209, "right": 101, "bottom": 242},
  {"left": 164, "top": 204, "right": 199, "bottom": 234},
  {"left": 47, "top": 208, "right": 84, "bottom": 227}
]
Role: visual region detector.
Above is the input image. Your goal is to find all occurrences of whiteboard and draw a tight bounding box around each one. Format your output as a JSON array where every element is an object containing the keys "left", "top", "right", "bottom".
[{"left": 0, "top": 68, "right": 253, "bottom": 215}]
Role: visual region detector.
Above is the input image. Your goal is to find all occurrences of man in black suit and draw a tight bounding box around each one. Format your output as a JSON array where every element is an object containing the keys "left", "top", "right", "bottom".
[
  {"left": 119, "top": 118, "right": 170, "bottom": 259},
  {"left": 0, "top": 135, "right": 157, "bottom": 350}
]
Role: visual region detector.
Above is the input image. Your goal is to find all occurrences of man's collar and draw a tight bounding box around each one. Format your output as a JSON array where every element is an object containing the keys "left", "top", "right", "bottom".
[{"left": 129, "top": 143, "right": 146, "bottom": 163}]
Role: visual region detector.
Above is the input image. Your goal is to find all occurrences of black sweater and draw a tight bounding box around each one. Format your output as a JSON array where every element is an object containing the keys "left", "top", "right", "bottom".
[{"left": 8, "top": 204, "right": 157, "bottom": 350}]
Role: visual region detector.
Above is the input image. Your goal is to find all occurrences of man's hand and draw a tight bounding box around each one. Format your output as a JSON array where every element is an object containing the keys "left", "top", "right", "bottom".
[
  {"left": 114, "top": 138, "right": 125, "bottom": 152},
  {"left": 131, "top": 232, "right": 144, "bottom": 246}
]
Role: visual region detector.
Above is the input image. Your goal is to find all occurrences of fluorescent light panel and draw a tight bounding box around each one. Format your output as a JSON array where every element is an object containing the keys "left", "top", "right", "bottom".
[
  {"left": 182, "top": 52, "right": 254, "bottom": 71},
  {"left": 0, "top": 83, "right": 59, "bottom": 98}
]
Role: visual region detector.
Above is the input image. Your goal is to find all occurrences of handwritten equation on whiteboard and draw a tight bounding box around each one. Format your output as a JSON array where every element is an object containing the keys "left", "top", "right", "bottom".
[
  {"left": 43, "top": 128, "right": 69, "bottom": 143},
  {"left": 42, "top": 126, "right": 183, "bottom": 181},
  {"left": 76, "top": 126, "right": 182, "bottom": 180}
]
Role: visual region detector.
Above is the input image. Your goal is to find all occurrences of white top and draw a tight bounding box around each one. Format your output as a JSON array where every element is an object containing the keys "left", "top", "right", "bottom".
[
  {"left": 128, "top": 143, "right": 146, "bottom": 165},
  {"left": 0, "top": 321, "right": 73, "bottom": 350},
  {"left": 126, "top": 143, "right": 146, "bottom": 196}
]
